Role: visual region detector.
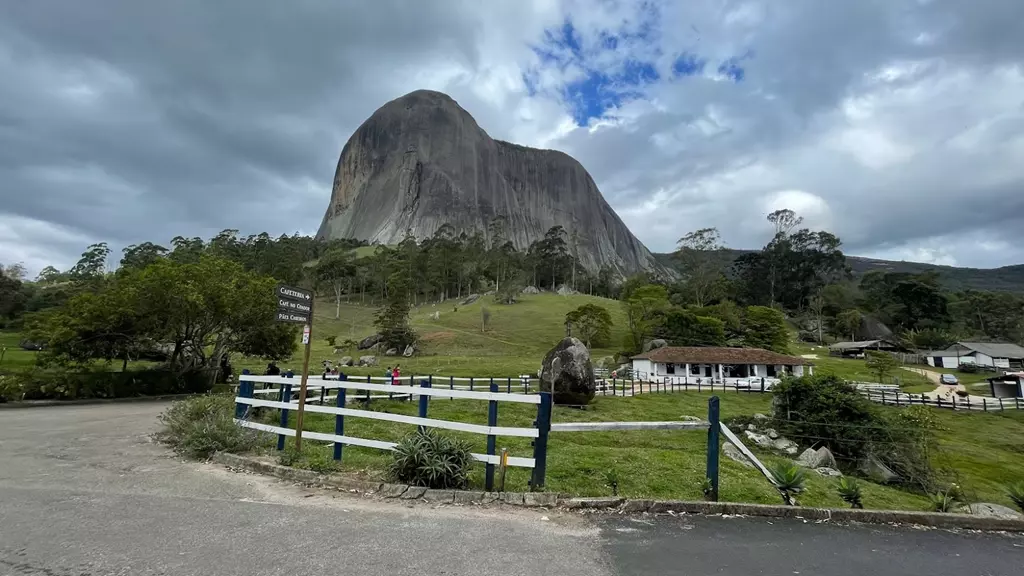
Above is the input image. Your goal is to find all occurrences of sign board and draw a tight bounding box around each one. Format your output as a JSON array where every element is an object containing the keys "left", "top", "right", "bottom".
[
  {"left": 276, "top": 311, "right": 310, "bottom": 324},
  {"left": 301, "top": 324, "right": 311, "bottom": 345},
  {"left": 275, "top": 284, "right": 313, "bottom": 324}
]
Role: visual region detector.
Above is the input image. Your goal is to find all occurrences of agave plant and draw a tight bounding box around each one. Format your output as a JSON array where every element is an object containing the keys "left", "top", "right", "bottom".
[
  {"left": 929, "top": 490, "right": 957, "bottom": 513},
  {"left": 388, "top": 428, "right": 474, "bottom": 489},
  {"left": 604, "top": 468, "right": 620, "bottom": 496},
  {"left": 836, "top": 477, "right": 864, "bottom": 509},
  {"left": 1006, "top": 481, "right": 1024, "bottom": 513},
  {"left": 768, "top": 461, "right": 807, "bottom": 505}
]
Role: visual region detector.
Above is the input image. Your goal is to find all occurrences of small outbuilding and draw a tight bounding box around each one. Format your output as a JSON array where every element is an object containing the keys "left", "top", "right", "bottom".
[
  {"left": 631, "top": 346, "right": 812, "bottom": 385},
  {"left": 924, "top": 342, "right": 1024, "bottom": 370},
  {"left": 828, "top": 339, "right": 908, "bottom": 358},
  {"left": 987, "top": 373, "right": 1024, "bottom": 399}
]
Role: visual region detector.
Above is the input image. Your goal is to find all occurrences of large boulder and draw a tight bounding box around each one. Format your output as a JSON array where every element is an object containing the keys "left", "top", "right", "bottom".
[
  {"left": 858, "top": 454, "right": 898, "bottom": 483},
  {"left": 358, "top": 334, "right": 383, "bottom": 350},
  {"left": 461, "top": 294, "right": 480, "bottom": 305},
  {"left": 958, "top": 503, "right": 1023, "bottom": 519},
  {"left": 556, "top": 285, "right": 577, "bottom": 296},
  {"left": 723, "top": 442, "right": 754, "bottom": 468},
  {"left": 642, "top": 339, "right": 668, "bottom": 353},
  {"left": 384, "top": 348, "right": 398, "bottom": 356},
  {"left": 402, "top": 344, "right": 415, "bottom": 358},
  {"left": 521, "top": 286, "right": 540, "bottom": 295},
  {"left": 795, "top": 447, "right": 837, "bottom": 469},
  {"left": 358, "top": 355, "right": 378, "bottom": 367},
  {"left": 338, "top": 356, "right": 354, "bottom": 367},
  {"left": 539, "top": 337, "right": 596, "bottom": 405}
]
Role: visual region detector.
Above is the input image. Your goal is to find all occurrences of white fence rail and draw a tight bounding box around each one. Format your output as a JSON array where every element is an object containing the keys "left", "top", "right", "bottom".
[{"left": 233, "top": 375, "right": 553, "bottom": 488}]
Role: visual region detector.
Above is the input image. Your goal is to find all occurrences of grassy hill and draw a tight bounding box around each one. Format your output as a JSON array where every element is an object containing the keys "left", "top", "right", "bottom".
[
  {"left": 653, "top": 250, "right": 1024, "bottom": 293},
  {"left": 241, "top": 292, "right": 630, "bottom": 377}
]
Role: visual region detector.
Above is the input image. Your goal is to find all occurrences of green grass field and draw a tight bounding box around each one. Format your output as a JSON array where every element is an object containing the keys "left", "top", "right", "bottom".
[
  {"left": 262, "top": 387, "right": 1024, "bottom": 511},
  {"left": 237, "top": 292, "right": 631, "bottom": 376},
  {"left": 0, "top": 331, "right": 39, "bottom": 369}
]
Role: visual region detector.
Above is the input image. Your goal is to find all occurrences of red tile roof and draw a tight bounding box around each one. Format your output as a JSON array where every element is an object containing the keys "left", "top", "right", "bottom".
[{"left": 632, "top": 346, "right": 810, "bottom": 366}]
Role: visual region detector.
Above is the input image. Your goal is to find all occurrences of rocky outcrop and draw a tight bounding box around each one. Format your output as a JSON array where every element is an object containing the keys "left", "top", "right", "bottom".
[
  {"left": 316, "top": 90, "right": 666, "bottom": 276},
  {"left": 642, "top": 339, "right": 668, "bottom": 353},
  {"left": 358, "top": 355, "right": 378, "bottom": 366},
  {"left": 539, "top": 337, "right": 596, "bottom": 405},
  {"left": 358, "top": 334, "right": 382, "bottom": 350}
]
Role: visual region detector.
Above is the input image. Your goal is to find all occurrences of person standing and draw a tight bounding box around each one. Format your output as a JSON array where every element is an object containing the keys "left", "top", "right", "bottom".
[{"left": 393, "top": 364, "right": 401, "bottom": 385}]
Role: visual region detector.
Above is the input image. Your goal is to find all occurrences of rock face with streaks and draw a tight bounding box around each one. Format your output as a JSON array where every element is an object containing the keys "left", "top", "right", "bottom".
[{"left": 316, "top": 90, "right": 664, "bottom": 276}]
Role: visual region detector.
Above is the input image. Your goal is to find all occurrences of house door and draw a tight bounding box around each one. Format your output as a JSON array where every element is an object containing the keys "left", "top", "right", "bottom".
[
  {"left": 705, "top": 365, "right": 713, "bottom": 377},
  {"left": 932, "top": 357, "right": 943, "bottom": 367}
]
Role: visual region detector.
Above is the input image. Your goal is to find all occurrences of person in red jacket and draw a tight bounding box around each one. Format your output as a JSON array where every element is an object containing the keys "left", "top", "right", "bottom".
[{"left": 393, "top": 365, "right": 401, "bottom": 385}]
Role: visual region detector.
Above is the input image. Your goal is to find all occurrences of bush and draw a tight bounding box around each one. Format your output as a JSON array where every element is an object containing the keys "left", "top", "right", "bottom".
[
  {"left": 837, "top": 477, "right": 864, "bottom": 509},
  {"left": 0, "top": 366, "right": 215, "bottom": 401},
  {"left": 325, "top": 335, "right": 337, "bottom": 347},
  {"left": 387, "top": 428, "right": 473, "bottom": 489},
  {"left": 768, "top": 461, "right": 806, "bottom": 505},
  {"left": 958, "top": 363, "right": 981, "bottom": 374},
  {"left": 772, "top": 374, "right": 937, "bottom": 490},
  {"left": 277, "top": 446, "right": 338, "bottom": 474},
  {"left": 929, "top": 484, "right": 965, "bottom": 513},
  {"left": 158, "top": 395, "right": 266, "bottom": 459},
  {"left": 1006, "top": 482, "right": 1024, "bottom": 513}
]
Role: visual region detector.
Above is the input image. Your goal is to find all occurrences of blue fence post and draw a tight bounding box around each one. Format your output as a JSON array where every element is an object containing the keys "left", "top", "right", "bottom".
[
  {"left": 449, "top": 375, "right": 454, "bottom": 400},
  {"left": 366, "top": 374, "right": 372, "bottom": 404},
  {"left": 470, "top": 377, "right": 475, "bottom": 392},
  {"left": 235, "top": 377, "right": 252, "bottom": 420},
  {"left": 530, "top": 392, "right": 553, "bottom": 491},
  {"left": 278, "top": 383, "right": 293, "bottom": 451},
  {"left": 706, "top": 396, "right": 721, "bottom": 501},
  {"left": 333, "top": 374, "right": 347, "bottom": 462},
  {"left": 485, "top": 381, "right": 499, "bottom": 491},
  {"left": 507, "top": 377, "right": 512, "bottom": 394},
  {"left": 418, "top": 378, "right": 431, "bottom": 432}
]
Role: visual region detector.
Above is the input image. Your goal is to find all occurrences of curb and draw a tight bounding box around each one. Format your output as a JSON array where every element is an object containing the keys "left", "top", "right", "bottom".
[
  {"left": 211, "top": 452, "right": 1024, "bottom": 532},
  {"left": 0, "top": 393, "right": 201, "bottom": 409}
]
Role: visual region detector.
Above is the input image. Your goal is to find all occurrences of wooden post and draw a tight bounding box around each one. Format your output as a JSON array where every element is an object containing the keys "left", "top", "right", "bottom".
[
  {"left": 333, "top": 381, "right": 346, "bottom": 461},
  {"left": 293, "top": 313, "right": 314, "bottom": 452},
  {"left": 485, "top": 381, "right": 499, "bottom": 491},
  {"left": 530, "top": 392, "right": 553, "bottom": 491},
  {"left": 706, "top": 396, "right": 721, "bottom": 502},
  {"left": 277, "top": 383, "right": 292, "bottom": 451},
  {"left": 418, "top": 378, "right": 431, "bottom": 432}
]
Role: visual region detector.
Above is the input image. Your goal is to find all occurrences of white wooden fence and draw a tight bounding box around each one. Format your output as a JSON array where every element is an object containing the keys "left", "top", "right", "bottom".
[{"left": 233, "top": 374, "right": 554, "bottom": 490}]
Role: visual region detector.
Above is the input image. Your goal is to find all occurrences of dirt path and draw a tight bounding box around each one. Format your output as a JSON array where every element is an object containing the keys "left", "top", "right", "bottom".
[{"left": 902, "top": 366, "right": 944, "bottom": 384}]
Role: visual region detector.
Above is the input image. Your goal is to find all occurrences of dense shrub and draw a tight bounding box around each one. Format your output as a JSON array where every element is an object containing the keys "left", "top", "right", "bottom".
[
  {"left": 158, "top": 395, "right": 266, "bottom": 459},
  {"left": 957, "top": 363, "right": 981, "bottom": 374},
  {"left": 387, "top": 428, "right": 474, "bottom": 489},
  {"left": 0, "top": 366, "right": 215, "bottom": 401},
  {"left": 772, "top": 374, "right": 937, "bottom": 490}
]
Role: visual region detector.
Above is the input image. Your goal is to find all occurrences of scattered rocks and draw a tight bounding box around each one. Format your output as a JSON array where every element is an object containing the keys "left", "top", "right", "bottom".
[
  {"left": 539, "top": 337, "right": 596, "bottom": 405},
  {"left": 642, "top": 339, "right": 668, "bottom": 353},
  {"left": 753, "top": 413, "right": 769, "bottom": 422},
  {"left": 723, "top": 442, "right": 754, "bottom": 468},
  {"left": 766, "top": 429, "right": 779, "bottom": 440},
  {"left": 358, "top": 334, "right": 383, "bottom": 350},
  {"left": 771, "top": 438, "right": 799, "bottom": 455},
  {"left": 338, "top": 356, "right": 353, "bottom": 367},
  {"left": 556, "top": 285, "right": 577, "bottom": 296},
  {"left": 795, "top": 447, "right": 836, "bottom": 469},
  {"left": 358, "top": 355, "right": 378, "bottom": 367},
  {"left": 461, "top": 294, "right": 480, "bottom": 305},
  {"left": 746, "top": 424, "right": 757, "bottom": 431},
  {"left": 744, "top": 430, "right": 773, "bottom": 449},
  {"left": 384, "top": 348, "right": 398, "bottom": 356},
  {"left": 403, "top": 344, "right": 415, "bottom": 357},
  {"left": 959, "top": 503, "right": 1024, "bottom": 519},
  {"left": 815, "top": 467, "right": 843, "bottom": 477},
  {"left": 521, "top": 286, "right": 540, "bottom": 294}
]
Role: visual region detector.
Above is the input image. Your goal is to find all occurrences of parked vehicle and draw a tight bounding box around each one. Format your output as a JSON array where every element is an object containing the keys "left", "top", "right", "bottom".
[{"left": 940, "top": 373, "right": 959, "bottom": 385}]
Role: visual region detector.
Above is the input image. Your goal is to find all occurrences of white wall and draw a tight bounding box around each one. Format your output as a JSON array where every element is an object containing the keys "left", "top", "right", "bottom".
[
  {"left": 994, "top": 357, "right": 1011, "bottom": 369},
  {"left": 631, "top": 359, "right": 652, "bottom": 379}
]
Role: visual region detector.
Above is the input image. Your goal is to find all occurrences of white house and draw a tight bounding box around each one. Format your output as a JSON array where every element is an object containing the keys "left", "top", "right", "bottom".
[
  {"left": 924, "top": 342, "right": 1024, "bottom": 370},
  {"left": 631, "top": 346, "right": 813, "bottom": 386}
]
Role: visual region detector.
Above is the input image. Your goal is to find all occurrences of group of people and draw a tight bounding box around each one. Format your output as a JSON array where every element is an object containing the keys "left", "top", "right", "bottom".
[{"left": 385, "top": 365, "right": 401, "bottom": 384}]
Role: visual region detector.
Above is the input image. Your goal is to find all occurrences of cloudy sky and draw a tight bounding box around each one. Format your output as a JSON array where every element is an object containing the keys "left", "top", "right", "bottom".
[{"left": 2, "top": 0, "right": 1023, "bottom": 276}]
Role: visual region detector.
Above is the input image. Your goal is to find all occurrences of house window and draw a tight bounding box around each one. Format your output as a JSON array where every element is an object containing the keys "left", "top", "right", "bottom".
[
  {"left": 690, "top": 364, "right": 701, "bottom": 375},
  {"left": 666, "top": 363, "right": 676, "bottom": 374},
  {"left": 767, "top": 364, "right": 778, "bottom": 377}
]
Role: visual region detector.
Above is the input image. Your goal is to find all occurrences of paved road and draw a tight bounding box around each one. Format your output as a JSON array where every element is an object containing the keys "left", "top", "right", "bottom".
[{"left": 1, "top": 403, "right": 1021, "bottom": 576}]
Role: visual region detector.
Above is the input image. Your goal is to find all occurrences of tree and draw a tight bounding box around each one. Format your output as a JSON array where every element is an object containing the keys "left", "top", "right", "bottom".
[
  {"left": 565, "top": 303, "right": 613, "bottom": 348},
  {"left": 808, "top": 293, "right": 826, "bottom": 343},
  {"left": 767, "top": 208, "right": 803, "bottom": 236},
  {"left": 120, "top": 242, "right": 168, "bottom": 270},
  {"left": 622, "top": 284, "right": 670, "bottom": 352},
  {"left": 865, "top": 350, "right": 899, "bottom": 384},
  {"left": 374, "top": 269, "right": 416, "bottom": 350},
  {"left": 743, "top": 306, "right": 790, "bottom": 353},
  {"left": 658, "top": 309, "right": 726, "bottom": 347},
  {"left": 674, "top": 227, "right": 725, "bottom": 307},
  {"left": 834, "top": 309, "right": 863, "bottom": 341},
  {"left": 316, "top": 247, "right": 356, "bottom": 319},
  {"left": 70, "top": 243, "right": 111, "bottom": 281}
]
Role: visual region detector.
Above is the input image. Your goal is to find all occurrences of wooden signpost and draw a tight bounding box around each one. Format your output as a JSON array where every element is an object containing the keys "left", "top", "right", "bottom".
[{"left": 275, "top": 283, "right": 313, "bottom": 450}]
